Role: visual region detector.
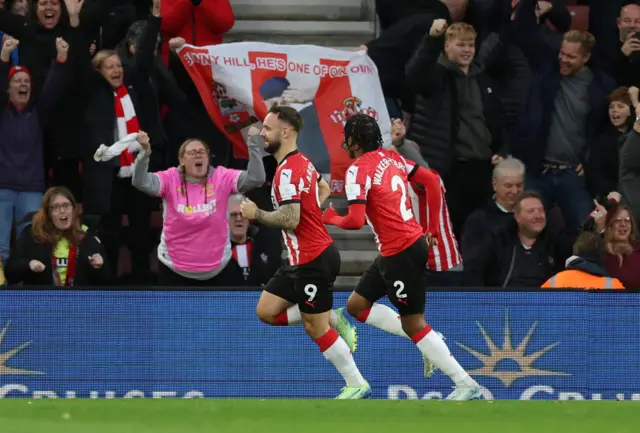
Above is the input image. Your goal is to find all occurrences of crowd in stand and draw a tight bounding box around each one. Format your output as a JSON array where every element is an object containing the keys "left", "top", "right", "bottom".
[{"left": 0, "top": 0, "right": 639, "bottom": 290}]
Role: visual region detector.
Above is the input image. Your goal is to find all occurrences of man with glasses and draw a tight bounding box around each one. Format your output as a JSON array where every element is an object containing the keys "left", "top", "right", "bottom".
[{"left": 216, "top": 193, "right": 281, "bottom": 287}]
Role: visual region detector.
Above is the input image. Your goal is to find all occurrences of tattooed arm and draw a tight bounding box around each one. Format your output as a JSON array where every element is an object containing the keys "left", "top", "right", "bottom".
[{"left": 254, "top": 203, "right": 301, "bottom": 230}]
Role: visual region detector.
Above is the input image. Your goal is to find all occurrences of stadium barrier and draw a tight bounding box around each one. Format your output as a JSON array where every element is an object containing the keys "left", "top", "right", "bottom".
[{"left": 0, "top": 288, "right": 638, "bottom": 400}]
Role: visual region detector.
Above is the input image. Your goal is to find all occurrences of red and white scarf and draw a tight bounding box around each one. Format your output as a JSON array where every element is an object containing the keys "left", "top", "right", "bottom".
[{"left": 114, "top": 86, "right": 141, "bottom": 177}]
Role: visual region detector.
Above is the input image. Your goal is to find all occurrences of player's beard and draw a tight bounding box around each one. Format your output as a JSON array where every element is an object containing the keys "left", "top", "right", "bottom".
[{"left": 264, "top": 137, "right": 282, "bottom": 155}]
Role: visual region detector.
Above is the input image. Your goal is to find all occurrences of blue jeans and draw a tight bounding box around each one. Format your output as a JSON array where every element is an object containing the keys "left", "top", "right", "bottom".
[
  {"left": 0, "top": 189, "right": 42, "bottom": 260},
  {"left": 526, "top": 168, "right": 592, "bottom": 234}
]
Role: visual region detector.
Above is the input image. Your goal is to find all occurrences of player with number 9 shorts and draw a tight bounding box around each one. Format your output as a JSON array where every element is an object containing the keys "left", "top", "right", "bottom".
[{"left": 246, "top": 105, "right": 371, "bottom": 400}]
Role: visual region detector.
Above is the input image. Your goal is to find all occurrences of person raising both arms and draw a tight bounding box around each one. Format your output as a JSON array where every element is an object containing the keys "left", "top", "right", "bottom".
[{"left": 131, "top": 129, "right": 265, "bottom": 286}]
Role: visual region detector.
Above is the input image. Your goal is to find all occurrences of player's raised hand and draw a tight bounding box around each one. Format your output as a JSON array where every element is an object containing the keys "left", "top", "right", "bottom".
[
  {"left": 88, "top": 254, "right": 104, "bottom": 269},
  {"left": 240, "top": 198, "right": 258, "bottom": 220}
]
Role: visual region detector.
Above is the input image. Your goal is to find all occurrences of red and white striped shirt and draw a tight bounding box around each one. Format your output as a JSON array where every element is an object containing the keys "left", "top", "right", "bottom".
[
  {"left": 271, "top": 151, "right": 333, "bottom": 266},
  {"left": 408, "top": 170, "right": 462, "bottom": 272}
]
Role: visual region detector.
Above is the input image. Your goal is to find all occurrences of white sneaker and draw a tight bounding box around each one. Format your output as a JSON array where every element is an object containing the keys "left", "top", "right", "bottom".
[{"left": 444, "top": 385, "right": 483, "bottom": 401}]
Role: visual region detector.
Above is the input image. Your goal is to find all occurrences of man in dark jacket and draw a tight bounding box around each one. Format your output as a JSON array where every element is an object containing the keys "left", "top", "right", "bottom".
[
  {"left": 461, "top": 156, "right": 525, "bottom": 259},
  {"left": 405, "top": 18, "right": 508, "bottom": 238},
  {"left": 464, "top": 190, "right": 573, "bottom": 288},
  {"left": 599, "top": 2, "right": 640, "bottom": 87},
  {"left": 214, "top": 193, "right": 282, "bottom": 287},
  {"left": 510, "top": 0, "right": 616, "bottom": 234},
  {"left": 487, "top": 0, "right": 571, "bottom": 136}
]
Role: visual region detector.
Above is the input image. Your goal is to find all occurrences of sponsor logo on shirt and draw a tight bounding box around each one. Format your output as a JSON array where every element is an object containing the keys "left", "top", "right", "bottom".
[{"left": 176, "top": 201, "right": 217, "bottom": 216}]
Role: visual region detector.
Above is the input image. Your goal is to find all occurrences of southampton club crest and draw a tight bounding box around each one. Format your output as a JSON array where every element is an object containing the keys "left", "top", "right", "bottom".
[
  {"left": 329, "top": 96, "right": 379, "bottom": 125},
  {"left": 213, "top": 82, "right": 259, "bottom": 134}
]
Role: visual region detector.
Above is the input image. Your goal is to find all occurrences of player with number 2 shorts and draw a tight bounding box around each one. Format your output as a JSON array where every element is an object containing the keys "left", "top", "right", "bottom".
[
  {"left": 323, "top": 114, "right": 482, "bottom": 400},
  {"left": 239, "top": 105, "right": 371, "bottom": 400}
]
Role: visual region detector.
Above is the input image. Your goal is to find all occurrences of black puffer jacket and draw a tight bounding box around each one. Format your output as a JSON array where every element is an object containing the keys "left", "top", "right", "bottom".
[{"left": 405, "top": 32, "right": 507, "bottom": 175}]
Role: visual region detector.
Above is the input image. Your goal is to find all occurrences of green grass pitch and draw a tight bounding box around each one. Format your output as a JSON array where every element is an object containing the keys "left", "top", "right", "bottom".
[{"left": 0, "top": 399, "right": 638, "bottom": 433}]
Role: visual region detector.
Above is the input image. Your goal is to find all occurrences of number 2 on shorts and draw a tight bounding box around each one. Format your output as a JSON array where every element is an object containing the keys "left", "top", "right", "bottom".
[{"left": 394, "top": 280, "right": 407, "bottom": 299}]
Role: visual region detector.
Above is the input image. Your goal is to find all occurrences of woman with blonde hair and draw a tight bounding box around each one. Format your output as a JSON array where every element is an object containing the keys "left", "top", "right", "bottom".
[
  {"left": 5, "top": 187, "right": 110, "bottom": 286},
  {"left": 80, "top": 3, "right": 162, "bottom": 282}
]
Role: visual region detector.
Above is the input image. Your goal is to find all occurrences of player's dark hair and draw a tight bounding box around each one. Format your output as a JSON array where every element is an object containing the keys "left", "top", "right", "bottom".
[
  {"left": 344, "top": 114, "right": 383, "bottom": 153},
  {"left": 269, "top": 105, "right": 303, "bottom": 132}
]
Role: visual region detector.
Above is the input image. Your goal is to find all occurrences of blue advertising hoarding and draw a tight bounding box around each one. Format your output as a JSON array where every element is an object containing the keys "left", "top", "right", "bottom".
[{"left": 0, "top": 290, "right": 638, "bottom": 400}]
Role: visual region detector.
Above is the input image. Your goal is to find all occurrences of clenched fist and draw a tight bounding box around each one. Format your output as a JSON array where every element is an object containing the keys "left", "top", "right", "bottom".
[
  {"left": 88, "top": 254, "right": 104, "bottom": 269},
  {"left": 240, "top": 198, "right": 258, "bottom": 220},
  {"left": 430, "top": 19, "right": 448, "bottom": 37},
  {"left": 138, "top": 131, "right": 151, "bottom": 152},
  {"left": 56, "top": 37, "right": 69, "bottom": 61},
  {"left": 1, "top": 36, "right": 18, "bottom": 62},
  {"left": 169, "top": 38, "right": 186, "bottom": 52},
  {"left": 29, "top": 260, "right": 45, "bottom": 273}
]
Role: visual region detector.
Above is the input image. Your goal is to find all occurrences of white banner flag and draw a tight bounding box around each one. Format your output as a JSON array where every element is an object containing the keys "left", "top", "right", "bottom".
[{"left": 178, "top": 42, "right": 391, "bottom": 195}]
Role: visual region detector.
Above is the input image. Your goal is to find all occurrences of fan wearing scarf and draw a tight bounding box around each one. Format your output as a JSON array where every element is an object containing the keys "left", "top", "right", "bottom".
[
  {"left": 81, "top": 5, "right": 163, "bottom": 282},
  {"left": 5, "top": 187, "right": 111, "bottom": 286},
  {"left": 132, "top": 125, "right": 266, "bottom": 286}
]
